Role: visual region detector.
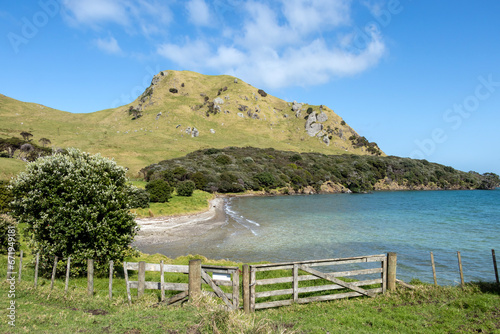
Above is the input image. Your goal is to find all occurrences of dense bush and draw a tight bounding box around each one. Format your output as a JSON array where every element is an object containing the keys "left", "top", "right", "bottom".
[
  {"left": 146, "top": 179, "right": 172, "bottom": 202},
  {"left": 128, "top": 186, "right": 150, "bottom": 208},
  {"left": 215, "top": 154, "right": 232, "bottom": 165},
  {"left": 142, "top": 147, "right": 500, "bottom": 194},
  {"left": 0, "top": 214, "right": 19, "bottom": 255},
  {"left": 9, "top": 148, "right": 137, "bottom": 276},
  {"left": 254, "top": 172, "right": 276, "bottom": 188},
  {"left": 177, "top": 180, "right": 196, "bottom": 196}
]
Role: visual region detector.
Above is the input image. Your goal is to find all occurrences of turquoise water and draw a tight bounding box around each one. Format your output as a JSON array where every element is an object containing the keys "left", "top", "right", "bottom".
[{"left": 149, "top": 190, "right": 500, "bottom": 286}]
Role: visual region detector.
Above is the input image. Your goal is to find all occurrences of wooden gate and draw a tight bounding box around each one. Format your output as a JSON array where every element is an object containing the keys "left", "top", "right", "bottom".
[
  {"left": 246, "top": 254, "right": 388, "bottom": 311},
  {"left": 123, "top": 260, "right": 239, "bottom": 309}
]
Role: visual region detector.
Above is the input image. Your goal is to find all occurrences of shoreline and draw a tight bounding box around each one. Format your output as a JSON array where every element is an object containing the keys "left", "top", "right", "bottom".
[
  {"left": 133, "top": 186, "right": 492, "bottom": 249},
  {"left": 133, "top": 196, "right": 227, "bottom": 247}
]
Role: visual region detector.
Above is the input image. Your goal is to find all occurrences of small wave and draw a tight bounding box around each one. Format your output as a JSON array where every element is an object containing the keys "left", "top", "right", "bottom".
[{"left": 225, "top": 199, "right": 259, "bottom": 235}]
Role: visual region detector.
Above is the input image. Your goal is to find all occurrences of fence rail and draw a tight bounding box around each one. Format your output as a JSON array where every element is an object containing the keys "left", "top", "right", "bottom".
[
  {"left": 246, "top": 254, "right": 388, "bottom": 311},
  {"left": 7, "top": 249, "right": 497, "bottom": 312}
]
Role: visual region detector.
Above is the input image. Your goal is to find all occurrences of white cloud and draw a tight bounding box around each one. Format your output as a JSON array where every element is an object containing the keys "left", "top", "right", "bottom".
[
  {"left": 61, "top": 0, "right": 172, "bottom": 34},
  {"left": 281, "top": 0, "right": 352, "bottom": 34},
  {"left": 157, "top": 0, "right": 386, "bottom": 89},
  {"left": 61, "top": 0, "right": 129, "bottom": 27},
  {"left": 186, "top": 0, "right": 211, "bottom": 26},
  {"left": 94, "top": 36, "right": 122, "bottom": 54},
  {"left": 63, "top": 0, "right": 387, "bottom": 90}
]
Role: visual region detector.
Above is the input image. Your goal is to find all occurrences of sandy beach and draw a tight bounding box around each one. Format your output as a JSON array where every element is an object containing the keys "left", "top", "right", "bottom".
[{"left": 132, "top": 197, "right": 227, "bottom": 248}]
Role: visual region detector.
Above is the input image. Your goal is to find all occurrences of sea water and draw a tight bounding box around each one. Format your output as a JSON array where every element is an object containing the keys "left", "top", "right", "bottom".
[{"left": 150, "top": 190, "right": 500, "bottom": 286}]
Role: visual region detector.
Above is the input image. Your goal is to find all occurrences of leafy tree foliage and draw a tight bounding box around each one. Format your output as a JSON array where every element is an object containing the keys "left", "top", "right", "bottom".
[
  {"left": 254, "top": 172, "right": 276, "bottom": 188},
  {"left": 177, "top": 180, "right": 196, "bottom": 197},
  {"left": 128, "top": 186, "right": 150, "bottom": 208},
  {"left": 142, "top": 147, "right": 500, "bottom": 194},
  {"left": 145, "top": 179, "right": 172, "bottom": 202},
  {"left": 190, "top": 171, "right": 208, "bottom": 190},
  {"left": 9, "top": 148, "right": 137, "bottom": 276}
]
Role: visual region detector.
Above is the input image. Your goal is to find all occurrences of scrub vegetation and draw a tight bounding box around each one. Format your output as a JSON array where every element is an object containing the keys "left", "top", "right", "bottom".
[{"left": 143, "top": 147, "right": 500, "bottom": 194}]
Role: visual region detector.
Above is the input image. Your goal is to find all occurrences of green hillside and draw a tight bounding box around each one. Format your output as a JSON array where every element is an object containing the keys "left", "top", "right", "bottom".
[{"left": 0, "top": 70, "right": 382, "bottom": 179}]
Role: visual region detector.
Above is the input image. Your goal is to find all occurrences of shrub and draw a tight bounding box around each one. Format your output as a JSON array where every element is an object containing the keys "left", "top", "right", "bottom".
[
  {"left": 289, "top": 154, "right": 302, "bottom": 162},
  {"left": 128, "top": 186, "right": 150, "bottom": 208},
  {"left": 254, "top": 172, "right": 276, "bottom": 188},
  {"left": 146, "top": 179, "right": 173, "bottom": 203},
  {"left": 177, "top": 180, "right": 196, "bottom": 196},
  {"left": 190, "top": 171, "right": 208, "bottom": 190},
  {"left": 9, "top": 148, "right": 137, "bottom": 276},
  {"left": 204, "top": 148, "right": 221, "bottom": 155},
  {"left": 0, "top": 214, "right": 19, "bottom": 255},
  {"left": 215, "top": 154, "right": 232, "bottom": 165}
]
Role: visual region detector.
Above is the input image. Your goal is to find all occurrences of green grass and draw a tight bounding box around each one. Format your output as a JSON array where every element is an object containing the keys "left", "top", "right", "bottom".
[
  {"left": 2, "top": 228, "right": 500, "bottom": 333},
  {"left": 131, "top": 190, "right": 214, "bottom": 218},
  {"left": 0, "top": 158, "right": 25, "bottom": 180},
  {"left": 1, "top": 250, "right": 499, "bottom": 334}
]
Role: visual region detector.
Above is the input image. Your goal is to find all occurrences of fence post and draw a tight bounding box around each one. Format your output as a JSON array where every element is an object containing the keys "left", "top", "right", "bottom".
[
  {"left": 492, "top": 249, "right": 499, "bottom": 284},
  {"left": 87, "top": 259, "right": 94, "bottom": 297},
  {"left": 6, "top": 258, "right": 11, "bottom": 281},
  {"left": 137, "top": 261, "right": 146, "bottom": 298},
  {"left": 381, "top": 255, "right": 387, "bottom": 293},
  {"left": 232, "top": 268, "right": 239, "bottom": 309},
  {"left": 50, "top": 256, "right": 58, "bottom": 290},
  {"left": 109, "top": 260, "right": 114, "bottom": 300},
  {"left": 123, "top": 262, "right": 132, "bottom": 305},
  {"left": 160, "top": 260, "right": 165, "bottom": 302},
  {"left": 387, "top": 252, "right": 397, "bottom": 292},
  {"left": 250, "top": 267, "right": 256, "bottom": 312},
  {"left": 18, "top": 250, "right": 23, "bottom": 282},
  {"left": 430, "top": 252, "right": 437, "bottom": 285},
  {"left": 293, "top": 264, "right": 299, "bottom": 302},
  {"left": 188, "top": 259, "right": 202, "bottom": 301},
  {"left": 242, "top": 265, "right": 250, "bottom": 313},
  {"left": 457, "top": 251, "right": 464, "bottom": 287},
  {"left": 34, "top": 253, "right": 39, "bottom": 288},
  {"left": 65, "top": 257, "right": 71, "bottom": 294}
]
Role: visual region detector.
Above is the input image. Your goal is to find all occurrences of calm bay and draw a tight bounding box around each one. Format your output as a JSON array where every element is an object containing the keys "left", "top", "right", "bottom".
[{"left": 141, "top": 189, "right": 500, "bottom": 286}]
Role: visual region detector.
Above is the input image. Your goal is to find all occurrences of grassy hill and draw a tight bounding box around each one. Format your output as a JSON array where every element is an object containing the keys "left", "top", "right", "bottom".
[{"left": 0, "top": 70, "right": 382, "bottom": 179}]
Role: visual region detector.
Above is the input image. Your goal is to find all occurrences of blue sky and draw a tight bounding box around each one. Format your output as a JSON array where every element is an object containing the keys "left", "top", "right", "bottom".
[{"left": 1, "top": 0, "right": 499, "bottom": 174}]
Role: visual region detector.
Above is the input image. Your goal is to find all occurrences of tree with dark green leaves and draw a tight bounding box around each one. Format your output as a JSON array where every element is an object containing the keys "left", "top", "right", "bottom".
[
  {"left": 177, "top": 180, "right": 195, "bottom": 196},
  {"left": 145, "top": 179, "right": 172, "bottom": 202}
]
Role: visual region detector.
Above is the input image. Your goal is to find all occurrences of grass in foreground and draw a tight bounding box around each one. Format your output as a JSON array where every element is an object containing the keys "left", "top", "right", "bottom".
[{"left": 2, "top": 249, "right": 500, "bottom": 334}]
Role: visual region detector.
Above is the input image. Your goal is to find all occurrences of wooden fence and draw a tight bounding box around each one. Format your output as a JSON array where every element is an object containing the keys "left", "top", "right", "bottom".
[
  {"left": 13, "top": 249, "right": 500, "bottom": 312},
  {"left": 123, "top": 259, "right": 240, "bottom": 310},
  {"left": 242, "top": 254, "right": 391, "bottom": 312}
]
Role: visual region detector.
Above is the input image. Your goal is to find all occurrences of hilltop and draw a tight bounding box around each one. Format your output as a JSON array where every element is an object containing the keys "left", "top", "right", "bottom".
[{"left": 0, "top": 70, "right": 381, "bottom": 179}]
